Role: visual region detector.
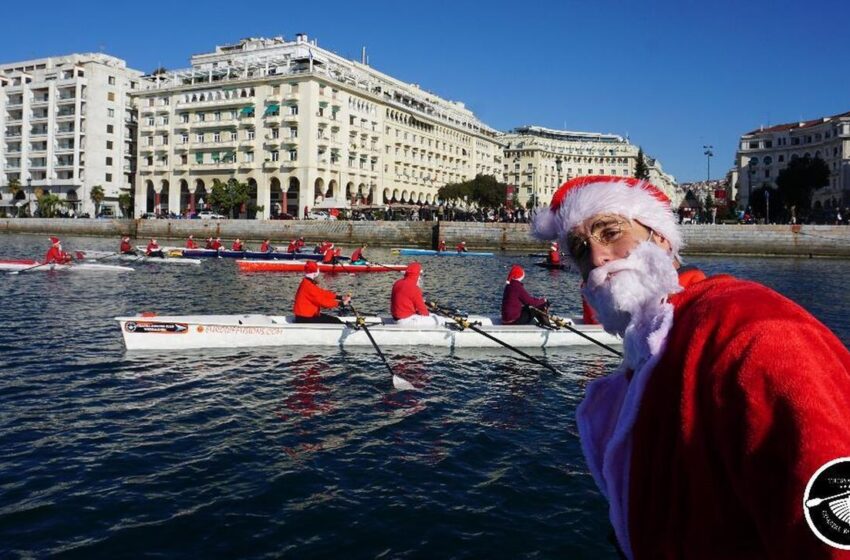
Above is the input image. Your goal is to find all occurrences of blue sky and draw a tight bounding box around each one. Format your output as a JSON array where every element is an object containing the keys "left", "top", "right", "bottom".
[{"left": 5, "top": 0, "right": 850, "bottom": 183}]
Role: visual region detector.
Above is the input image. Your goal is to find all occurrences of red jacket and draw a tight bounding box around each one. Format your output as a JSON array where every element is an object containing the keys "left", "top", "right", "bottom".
[
  {"left": 293, "top": 277, "right": 341, "bottom": 318},
  {"left": 351, "top": 247, "right": 365, "bottom": 262},
  {"left": 260, "top": 241, "right": 270, "bottom": 252},
  {"left": 287, "top": 241, "right": 298, "bottom": 253},
  {"left": 501, "top": 280, "right": 547, "bottom": 323},
  {"left": 44, "top": 246, "right": 71, "bottom": 264},
  {"left": 210, "top": 240, "right": 222, "bottom": 250},
  {"left": 186, "top": 238, "right": 198, "bottom": 249},
  {"left": 120, "top": 240, "right": 134, "bottom": 253},
  {"left": 232, "top": 241, "right": 244, "bottom": 251},
  {"left": 456, "top": 243, "right": 467, "bottom": 252},
  {"left": 547, "top": 248, "right": 561, "bottom": 265},
  {"left": 391, "top": 266, "right": 428, "bottom": 320},
  {"left": 583, "top": 270, "right": 850, "bottom": 559},
  {"left": 295, "top": 239, "right": 305, "bottom": 250},
  {"left": 438, "top": 241, "right": 447, "bottom": 252},
  {"left": 322, "top": 248, "right": 339, "bottom": 263},
  {"left": 145, "top": 241, "right": 160, "bottom": 255}
]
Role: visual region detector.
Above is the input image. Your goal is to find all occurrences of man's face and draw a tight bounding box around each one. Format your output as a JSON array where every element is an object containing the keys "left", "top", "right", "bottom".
[{"left": 566, "top": 213, "right": 669, "bottom": 281}]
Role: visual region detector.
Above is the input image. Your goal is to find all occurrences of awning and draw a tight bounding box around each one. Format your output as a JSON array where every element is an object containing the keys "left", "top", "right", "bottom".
[
  {"left": 240, "top": 106, "right": 255, "bottom": 116},
  {"left": 313, "top": 197, "right": 351, "bottom": 210},
  {"left": 318, "top": 101, "right": 329, "bottom": 107},
  {"left": 264, "top": 104, "right": 279, "bottom": 116}
]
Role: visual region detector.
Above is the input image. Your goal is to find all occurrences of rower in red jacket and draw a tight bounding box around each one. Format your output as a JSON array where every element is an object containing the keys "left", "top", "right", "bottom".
[
  {"left": 44, "top": 236, "right": 73, "bottom": 264},
  {"left": 287, "top": 239, "right": 298, "bottom": 253},
  {"left": 391, "top": 262, "right": 445, "bottom": 326},
  {"left": 231, "top": 238, "right": 245, "bottom": 251},
  {"left": 547, "top": 242, "right": 561, "bottom": 265},
  {"left": 456, "top": 241, "right": 468, "bottom": 253},
  {"left": 293, "top": 260, "right": 351, "bottom": 323},
  {"left": 185, "top": 235, "right": 198, "bottom": 249},
  {"left": 501, "top": 265, "right": 550, "bottom": 325},
  {"left": 210, "top": 237, "right": 223, "bottom": 251},
  {"left": 322, "top": 244, "right": 339, "bottom": 264},
  {"left": 204, "top": 237, "right": 214, "bottom": 249},
  {"left": 259, "top": 239, "right": 271, "bottom": 253},
  {"left": 350, "top": 244, "right": 368, "bottom": 264},
  {"left": 437, "top": 239, "right": 447, "bottom": 252},
  {"left": 146, "top": 238, "right": 165, "bottom": 258},
  {"left": 119, "top": 236, "right": 137, "bottom": 255},
  {"left": 295, "top": 237, "right": 306, "bottom": 251}
]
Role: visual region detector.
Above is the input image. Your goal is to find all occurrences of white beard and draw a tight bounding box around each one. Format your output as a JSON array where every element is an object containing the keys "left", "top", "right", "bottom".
[{"left": 582, "top": 241, "right": 681, "bottom": 338}]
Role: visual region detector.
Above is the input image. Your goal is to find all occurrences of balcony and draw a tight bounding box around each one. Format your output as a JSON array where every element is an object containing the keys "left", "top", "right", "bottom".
[
  {"left": 56, "top": 112, "right": 76, "bottom": 121},
  {"left": 177, "top": 96, "right": 252, "bottom": 110},
  {"left": 57, "top": 96, "right": 76, "bottom": 105},
  {"left": 263, "top": 160, "right": 278, "bottom": 169},
  {"left": 191, "top": 118, "right": 237, "bottom": 129},
  {"left": 31, "top": 98, "right": 50, "bottom": 108},
  {"left": 281, "top": 114, "right": 299, "bottom": 123}
]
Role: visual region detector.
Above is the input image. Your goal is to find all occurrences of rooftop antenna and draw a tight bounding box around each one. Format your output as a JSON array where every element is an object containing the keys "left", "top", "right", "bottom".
[{"left": 361, "top": 46, "right": 367, "bottom": 65}]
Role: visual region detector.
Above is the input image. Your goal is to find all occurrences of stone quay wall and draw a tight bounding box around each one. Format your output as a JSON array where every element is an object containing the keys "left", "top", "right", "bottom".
[{"left": 2, "top": 218, "right": 849, "bottom": 258}]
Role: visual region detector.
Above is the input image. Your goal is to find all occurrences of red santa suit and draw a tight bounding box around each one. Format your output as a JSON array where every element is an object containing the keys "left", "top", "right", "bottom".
[
  {"left": 293, "top": 263, "right": 343, "bottom": 320},
  {"left": 185, "top": 237, "right": 198, "bottom": 249},
  {"left": 456, "top": 242, "right": 467, "bottom": 253},
  {"left": 287, "top": 240, "right": 298, "bottom": 253},
  {"left": 438, "top": 240, "right": 447, "bottom": 252},
  {"left": 578, "top": 268, "right": 850, "bottom": 559},
  {"left": 231, "top": 240, "right": 244, "bottom": 251},
  {"left": 350, "top": 247, "right": 366, "bottom": 263},
  {"left": 44, "top": 244, "right": 71, "bottom": 264},
  {"left": 145, "top": 240, "right": 161, "bottom": 256},
  {"left": 210, "top": 239, "right": 222, "bottom": 250},
  {"left": 120, "top": 238, "right": 134, "bottom": 254},
  {"left": 295, "top": 238, "right": 306, "bottom": 251},
  {"left": 547, "top": 246, "right": 561, "bottom": 265},
  {"left": 260, "top": 240, "right": 271, "bottom": 252}
]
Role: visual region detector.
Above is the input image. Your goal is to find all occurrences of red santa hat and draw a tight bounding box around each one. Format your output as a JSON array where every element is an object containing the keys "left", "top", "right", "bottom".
[
  {"left": 49, "top": 236, "right": 60, "bottom": 245},
  {"left": 405, "top": 261, "right": 422, "bottom": 279},
  {"left": 304, "top": 260, "right": 319, "bottom": 274},
  {"left": 533, "top": 175, "right": 682, "bottom": 257},
  {"left": 506, "top": 264, "right": 525, "bottom": 283}
]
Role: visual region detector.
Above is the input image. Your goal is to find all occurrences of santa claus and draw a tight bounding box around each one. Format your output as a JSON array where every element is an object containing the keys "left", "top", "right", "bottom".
[{"left": 534, "top": 175, "right": 850, "bottom": 559}]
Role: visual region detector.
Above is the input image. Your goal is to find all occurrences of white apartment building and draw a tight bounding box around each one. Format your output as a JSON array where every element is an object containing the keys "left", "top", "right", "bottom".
[
  {"left": 133, "top": 35, "right": 503, "bottom": 218},
  {"left": 737, "top": 111, "right": 850, "bottom": 211},
  {"left": 500, "top": 126, "right": 678, "bottom": 209},
  {"left": 0, "top": 54, "right": 144, "bottom": 216}
]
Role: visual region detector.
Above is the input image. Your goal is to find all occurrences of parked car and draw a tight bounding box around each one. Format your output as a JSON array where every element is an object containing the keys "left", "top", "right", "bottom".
[
  {"left": 141, "top": 212, "right": 161, "bottom": 219},
  {"left": 307, "top": 211, "right": 336, "bottom": 221},
  {"left": 197, "top": 210, "right": 226, "bottom": 219},
  {"left": 272, "top": 212, "right": 296, "bottom": 220}
]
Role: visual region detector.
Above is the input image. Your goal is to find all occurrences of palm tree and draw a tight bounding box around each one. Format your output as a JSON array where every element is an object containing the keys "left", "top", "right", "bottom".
[
  {"left": 38, "top": 194, "right": 63, "bottom": 218},
  {"left": 7, "top": 178, "right": 21, "bottom": 199},
  {"left": 118, "top": 193, "right": 133, "bottom": 218},
  {"left": 90, "top": 185, "right": 105, "bottom": 217}
]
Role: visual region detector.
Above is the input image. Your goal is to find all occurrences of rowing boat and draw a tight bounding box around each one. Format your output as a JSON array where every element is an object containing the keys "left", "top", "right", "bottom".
[
  {"left": 182, "top": 248, "right": 346, "bottom": 261},
  {"left": 392, "top": 248, "right": 494, "bottom": 257},
  {"left": 236, "top": 260, "right": 408, "bottom": 273},
  {"left": 78, "top": 251, "right": 202, "bottom": 265},
  {"left": 1, "top": 259, "right": 134, "bottom": 273},
  {"left": 114, "top": 313, "right": 621, "bottom": 350},
  {"left": 534, "top": 262, "right": 569, "bottom": 270}
]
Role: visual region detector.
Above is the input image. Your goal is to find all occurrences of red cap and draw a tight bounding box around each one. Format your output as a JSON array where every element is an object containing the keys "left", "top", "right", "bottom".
[
  {"left": 506, "top": 264, "right": 525, "bottom": 283},
  {"left": 304, "top": 260, "right": 319, "bottom": 274},
  {"left": 49, "top": 236, "right": 60, "bottom": 245}
]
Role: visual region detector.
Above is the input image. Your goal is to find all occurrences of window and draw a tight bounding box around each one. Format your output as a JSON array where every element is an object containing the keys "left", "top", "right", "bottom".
[
  {"left": 197, "top": 112, "right": 205, "bottom": 122},
  {"left": 181, "top": 155, "right": 188, "bottom": 164},
  {"left": 106, "top": 140, "right": 113, "bottom": 149},
  {"left": 778, "top": 155, "right": 785, "bottom": 162},
  {"left": 106, "top": 173, "right": 112, "bottom": 181},
  {"left": 180, "top": 113, "right": 189, "bottom": 124},
  {"left": 147, "top": 117, "right": 154, "bottom": 126},
  {"left": 196, "top": 133, "right": 204, "bottom": 143},
  {"left": 271, "top": 150, "right": 279, "bottom": 162},
  {"left": 213, "top": 132, "right": 221, "bottom": 142},
  {"left": 215, "top": 111, "right": 222, "bottom": 121},
  {"left": 107, "top": 108, "right": 115, "bottom": 118},
  {"left": 765, "top": 141, "right": 773, "bottom": 148},
  {"left": 106, "top": 157, "right": 113, "bottom": 165},
  {"left": 748, "top": 141, "right": 759, "bottom": 149},
  {"left": 108, "top": 76, "right": 116, "bottom": 85},
  {"left": 245, "top": 151, "right": 254, "bottom": 163},
  {"left": 161, "top": 116, "right": 169, "bottom": 125},
  {"left": 147, "top": 156, "right": 153, "bottom": 166},
  {"left": 107, "top": 92, "right": 115, "bottom": 102},
  {"left": 247, "top": 129, "right": 255, "bottom": 140},
  {"left": 290, "top": 128, "right": 298, "bottom": 139},
  {"left": 272, "top": 128, "right": 279, "bottom": 139},
  {"left": 106, "top": 124, "right": 114, "bottom": 134},
  {"left": 181, "top": 133, "right": 189, "bottom": 144},
  {"left": 289, "top": 148, "right": 297, "bottom": 161}
]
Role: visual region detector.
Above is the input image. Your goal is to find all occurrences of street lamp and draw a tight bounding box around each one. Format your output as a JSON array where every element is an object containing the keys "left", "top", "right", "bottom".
[
  {"left": 765, "top": 189, "right": 770, "bottom": 224},
  {"left": 703, "top": 145, "right": 714, "bottom": 183},
  {"left": 747, "top": 158, "right": 756, "bottom": 212}
]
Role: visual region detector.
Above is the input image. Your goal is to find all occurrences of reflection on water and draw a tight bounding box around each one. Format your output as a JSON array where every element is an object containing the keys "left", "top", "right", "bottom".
[{"left": 1, "top": 233, "right": 848, "bottom": 558}]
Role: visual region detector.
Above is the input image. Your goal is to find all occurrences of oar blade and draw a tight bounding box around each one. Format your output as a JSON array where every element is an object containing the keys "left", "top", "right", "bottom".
[{"left": 392, "top": 375, "right": 416, "bottom": 391}]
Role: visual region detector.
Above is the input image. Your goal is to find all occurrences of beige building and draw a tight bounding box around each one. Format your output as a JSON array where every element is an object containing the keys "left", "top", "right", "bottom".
[
  {"left": 0, "top": 54, "right": 143, "bottom": 216},
  {"left": 133, "top": 35, "right": 503, "bottom": 218},
  {"left": 737, "top": 111, "right": 850, "bottom": 211},
  {"left": 500, "top": 126, "right": 677, "bottom": 209}
]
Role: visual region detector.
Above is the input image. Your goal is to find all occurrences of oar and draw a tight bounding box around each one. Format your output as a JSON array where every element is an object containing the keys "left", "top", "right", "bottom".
[
  {"left": 542, "top": 311, "right": 623, "bottom": 357},
  {"left": 348, "top": 303, "right": 415, "bottom": 391},
  {"left": 426, "top": 300, "right": 562, "bottom": 376},
  {"left": 8, "top": 261, "right": 54, "bottom": 275}
]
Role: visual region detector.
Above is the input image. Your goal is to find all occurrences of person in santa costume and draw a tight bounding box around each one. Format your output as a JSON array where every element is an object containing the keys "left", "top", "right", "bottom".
[
  {"left": 546, "top": 242, "right": 562, "bottom": 266},
  {"left": 44, "top": 236, "right": 72, "bottom": 264},
  {"left": 259, "top": 239, "right": 271, "bottom": 253},
  {"left": 390, "top": 262, "right": 447, "bottom": 326},
  {"left": 501, "top": 264, "right": 550, "bottom": 325},
  {"left": 145, "top": 238, "right": 164, "bottom": 258},
  {"left": 185, "top": 235, "right": 198, "bottom": 249},
  {"left": 119, "top": 235, "right": 137, "bottom": 255},
  {"left": 293, "top": 260, "right": 351, "bottom": 323},
  {"left": 534, "top": 175, "right": 850, "bottom": 559}
]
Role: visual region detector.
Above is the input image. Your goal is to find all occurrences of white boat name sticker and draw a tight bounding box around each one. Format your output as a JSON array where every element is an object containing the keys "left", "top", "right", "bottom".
[
  {"left": 125, "top": 321, "right": 189, "bottom": 334},
  {"left": 205, "top": 325, "right": 280, "bottom": 335}
]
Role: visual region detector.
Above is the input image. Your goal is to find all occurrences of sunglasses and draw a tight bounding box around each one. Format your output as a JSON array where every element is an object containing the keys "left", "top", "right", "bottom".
[{"left": 565, "top": 218, "right": 628, "bottom": 261}]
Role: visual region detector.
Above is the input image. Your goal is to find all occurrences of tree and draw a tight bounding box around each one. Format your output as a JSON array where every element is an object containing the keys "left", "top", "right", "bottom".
[
  {"left": 703, "top": 193, "right": 714, "bottom": 210},
  {"left": 7, "top": 178, "right": 21, "bottom": 199},
  {"left": 634, "top": 148, "right": 650, "bottom": 180},
  {"left": 776, "top": 155, "right": 829, "bottom": 213},
  {"left": 437, "top": 174, "right": 508, "bottom": 209},
  {"left": 118, "top": 193, "right": 133, "bottom": 218},
  {"left": 209, "top": 178, "right": 249, "bottom": 218},
  {"left": 90, "top": 185, "right": 105, "bottom": 217},
  {"left": 750, "top": 185, "right": 782, "bottom": 222},
  {"left": 37, "top": 194, "right": 63, "bottom": 218}
]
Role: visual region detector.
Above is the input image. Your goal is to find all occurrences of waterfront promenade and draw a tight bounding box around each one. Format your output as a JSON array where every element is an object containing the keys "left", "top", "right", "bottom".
[{"left": 2, "top": 218, "right": 849, "bottom": 258}]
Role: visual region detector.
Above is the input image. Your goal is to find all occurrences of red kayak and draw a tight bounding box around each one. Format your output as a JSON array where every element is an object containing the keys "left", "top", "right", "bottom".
[{"left": 237, "top": 260, "right": 408, "bottom": 273}]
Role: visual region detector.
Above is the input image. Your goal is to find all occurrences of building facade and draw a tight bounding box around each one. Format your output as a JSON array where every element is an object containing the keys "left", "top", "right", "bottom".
[
  {"left": 0, "top": 54, "right": 143, "bottom": 216},
  {"left": 500, "top": 126, "right": 677, "bottom": 209},
  {"left": 736, "top": 111, "right": 850, "bottom": 211},
  {"left": 133, "top": 35, "right": 503, "bottom": 219}
]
